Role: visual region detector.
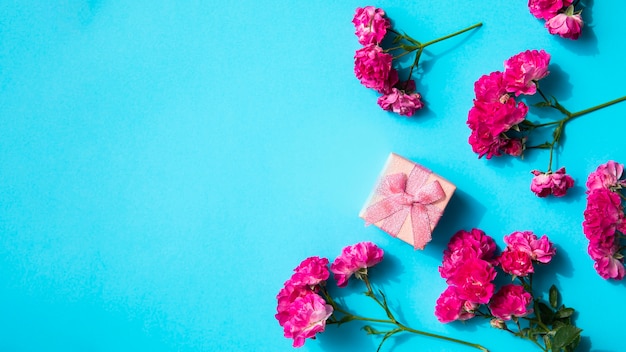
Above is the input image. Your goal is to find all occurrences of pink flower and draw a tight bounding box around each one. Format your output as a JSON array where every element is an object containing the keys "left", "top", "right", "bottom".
[
  {"left": 276, "top": 282, "right": 312, "bottom": 326},
  {"left": 586, "top": 160, "right": 625, "bottom": 192},
  {"left": 504, "top": 231, "right": 556, "bottom": 264},
  {"left": 498, "top": 249, "right": 534, "bottom": 277},
  {"left": 467, "top": 99, "right": 528, "bottom": 159},
  {"left": 502, "top": 138, "right": 525, "bottom": 157},
  {"left": 583, "top": 188, "right": 624, "bottom": 243},
  {"left": 290, "top": 256, "right": 330, "bottom": 287},
  {"left": 528, "top": 0, "right": 573, "bottom": 20},
  {"left": 377, "top": 88, "right": 424, "bottom": 116},
  {"left": 440, "top": 229, "right": 497, "bottom": 280},
  {"left": 503, "top": 49, "right": 551, "bottom": 96},
  {"left": 546, "top": 11, "right": 583, "bottom": 40},
  {"left": 330, "top": 241, "right": 384, "bottom": 287},
  {"left": 474, "top": 71, "right": 509, "bottom": 103},
  {"left": 489, "top": 284, "right": 533, "bottom": 321},
  {"left": 434, "top": 286, "right": 477, "bottom": 323},
  {"left": 594, "top": 255, "right": 626, "bottom": 280},
  {"left": 354, "top": 44, "right": 395, "bottom": 93},
  {"left": 352, "top": 6, "right": 390, "bottom": 45},
  {"left": 282, "top": 292, "right": 333, "bottom": 347},
  {"left": 448, "top": 258, "right": 497, "bottom": 304},
  {"left": 530, "top": 167, "right": 574, "bottom": 198}
]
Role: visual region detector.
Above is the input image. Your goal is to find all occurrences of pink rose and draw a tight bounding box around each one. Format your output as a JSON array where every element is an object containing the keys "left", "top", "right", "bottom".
[
  {"left": 489, "top": 284, "right": 533, "bottom": 321},
  {"left": 354, "top": 44, "right": 394, "bottom": 93},
  {"left": 290, "top": 256, "right": 330, "bottom": 287},
  {"left": 498, "top": 249, "right": 534, "bottom": 277},
  {"left": 474, "top": 71, "right": 509, "bottom": 103},
  {"left": 352, "top": 6, "right": 390, "bottom": 45},
  {"left": 503, "top": 49, "right": 551, "bottom": 96},
  {"left": 528, "top": 0, "right": 573, "bottom": 20},
  {"left": 282, "top": 292, "right": 333, "bottom": 347},
  {"left": 586, "top": 160, "right": 625, "bottom": 192},
  {"left": 434, "top": 286, "right": 477, "bottom": 323},
  {"left": 448, "top": 258, "right": 497, "bottom": 304},
  {"left": 377, "top": 88, "right": 424, "bottom": 116},
  {"left": 546, "top": 11, "right": 583, "bottom": 40},
  {"left": 504, "top": 231, "right": 556, "bottom": 264},
  {"left": 583, "top": 188, "right": 623, "bottom": 243},
  {"left": 502, "top": 138, "right": 524, "bottom": 157},
  {"left": 440, "top": 229, "right": 497, "bottom": 280},
  {"left": 594, "top": 255, "right": 626, "bottom": 280},
  {"left": 467, "top": 99, "right": 528, "bottom": 159},
  {"left": 588, "top": 239, "right": 625, "bottom": 280},
  {"left": 330, "top": 241, "right": 384, "bottom": 287},
  {"left": 275, "top": 281, "right": 312, "bottom": 326},
  {"left": 530, "top": 167, "right": 574, "bottom": 198}
]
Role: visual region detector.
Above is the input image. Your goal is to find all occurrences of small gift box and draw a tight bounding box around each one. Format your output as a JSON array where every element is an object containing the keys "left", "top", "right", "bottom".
[{"left": 359, "top": 153, "right": 456, "bottom": 250}]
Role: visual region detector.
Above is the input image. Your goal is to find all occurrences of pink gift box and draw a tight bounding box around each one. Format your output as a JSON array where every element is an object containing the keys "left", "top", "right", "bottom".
[{"left": 359, "top": 153, "right": 456, "bottom": 249}]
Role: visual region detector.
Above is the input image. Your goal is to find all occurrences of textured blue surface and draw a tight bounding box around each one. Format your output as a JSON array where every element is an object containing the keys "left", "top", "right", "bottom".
[{"left": 0, "top": 1, "right": 623, "bottom": 351}]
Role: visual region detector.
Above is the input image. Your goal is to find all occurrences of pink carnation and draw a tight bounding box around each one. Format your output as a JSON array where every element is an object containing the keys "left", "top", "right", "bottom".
[
  {"left": 528, "top": 0, "right": 573, "bottom": 20},
  {"left": 588, "top": 241, "right": 625, "bottom": 280},
  {"left": 546, "top": 12, "right": 583, "bottom": 40},
  {"left": 583, "top": 188, "right": 624, "bottom": 243},
  {"left": 290, "top": 256, "right": 330, "bottom": 287},
  {"left": 586, "top": 160, "right": 625, "bottom": 193},
  {"left": 276, "top": 282, "right": 312, "bottom": 326},
  {"left": 354, "top": 44, "right": 395, "bottom": 93},
  {"left": 501, "top": 138, "right": 524, "bottom": 157},
  {"left": 474, "top": 71, "right": 509, "bottom": 103},
  {"left": 330, "top": 241, "right": 384, "bottom": 287},
  {"left": 498, "top": 249, "right": 534, "bottom": 277},
  {"left": 467, "top": 99, "right": 528, "bottom": 159},
  {"left": 447, "top": 258, "right": 497, "bottom": 304},
  {"left": 489, "top": 284, "right": 533, "bottom": 321},
  {"left": 440, "top": 229, "right": 497, "bottom": 280},
  {"left": 503, "top": 49, "right": 551, "bottom": 96},
  {"left": 434, "top": 286, "right": 477, "bottom": 323},
  {"left": 530, "top": 167, "right": 575, "bottom": 198},
  {"left": 282, "top": 292, "right": 333, "bottom": 347},
  {"left": 352, "top": 6, "right": 390, "bottom": 45},
  {"left": 504, "top": 231, "right": 556, "bottom": 264},
  {"left": 377, "top": 87, "right": 424, "bottom": 116}
]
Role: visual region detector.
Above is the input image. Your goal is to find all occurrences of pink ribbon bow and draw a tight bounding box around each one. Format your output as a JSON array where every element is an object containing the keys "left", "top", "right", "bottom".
[{"left": 363, "top": 164, "right": 446, "bottom": 249}]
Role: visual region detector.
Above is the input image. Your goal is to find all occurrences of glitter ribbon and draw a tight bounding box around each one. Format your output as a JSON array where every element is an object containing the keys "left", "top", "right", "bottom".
[{"left": 363, "top": 164, "right": 445, "bottom": 249}]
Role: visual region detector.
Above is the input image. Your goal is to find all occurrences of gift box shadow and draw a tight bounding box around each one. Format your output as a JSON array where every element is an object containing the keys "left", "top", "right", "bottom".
[{"left": 421, "top": 189, "right": 488, "bottom": 260}]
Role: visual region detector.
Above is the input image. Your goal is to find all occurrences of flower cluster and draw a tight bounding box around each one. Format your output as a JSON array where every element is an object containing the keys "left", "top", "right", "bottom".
[
  {"left": 467, "top": 49, "right": 549, "bottom": 160},
  {"left": 275, "top": 242, "right": 488, "bottom": 351},
  {"left": 467, "top": 48, "right": 626, "bottom": 198},
  {"left": 583, "top": 161, "right": 626, "bottom": 280},
  {"left": 528, "top": 0, "right": 584, "bottom": 39},
  {"left": 435, "top": 229, "right": 581, "bottom": 351},
  {"left": 275, "top": 256, "right": 333, "bottom": 347},
  {"left": 352, "top": 6, "right": 481, "bottom": 117}
]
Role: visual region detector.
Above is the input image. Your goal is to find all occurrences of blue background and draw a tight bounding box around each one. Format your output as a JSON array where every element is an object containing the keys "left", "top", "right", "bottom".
[{"left": 0, "top": 1, "right": 623, "bottom": 351}]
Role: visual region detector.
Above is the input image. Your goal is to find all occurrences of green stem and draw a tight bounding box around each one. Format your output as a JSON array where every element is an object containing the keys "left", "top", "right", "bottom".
[
  {"left": 398, "top": 322, "right": 490, "bottom": 352},
  {"left": 421, "top": 22, "right": 483, "bottom": 48},
  {"left": 570, "top": 95, "right": 626, "bottom": 119}
]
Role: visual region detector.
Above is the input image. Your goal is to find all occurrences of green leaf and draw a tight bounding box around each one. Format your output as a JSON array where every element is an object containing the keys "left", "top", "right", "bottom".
[
  {"left": 335, "top": 315, "right": 355, "bottom": 326},
  {"left": 363, "top": 325, "right": 381, "bottom": 335},
  {"left": 549, "top": 285, "right": 559, "bottom": 309},
  {"left": 400, "top": 44, "right": 418, "bottom": 52},
  {"left": 537, "top": 302, "right": 555, "bottom": 325},
  {"left": 555, "top": 308, "right": 575, "bottom": 319},
  {"left": 552, "top": 325, "right": 582, "bottom": 351},
  {"left": 534, "top": 101, "right": 552, "bottom": 108}
]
